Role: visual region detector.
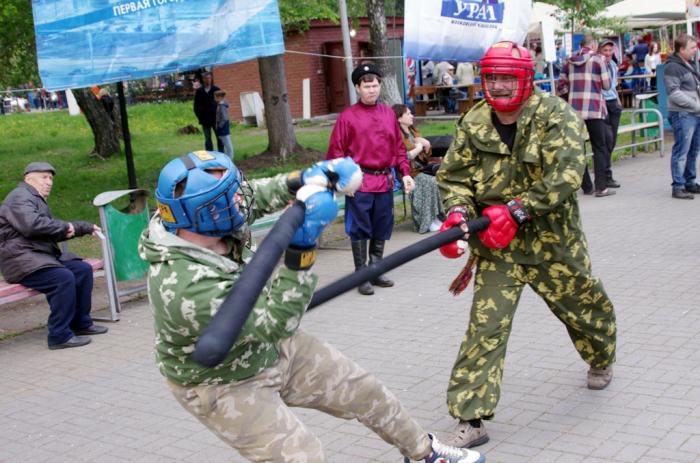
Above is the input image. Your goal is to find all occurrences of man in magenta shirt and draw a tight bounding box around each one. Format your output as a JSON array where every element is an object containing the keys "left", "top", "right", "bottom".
[{"left": 326, "top": 63, "right": 415, "bottom": 295}]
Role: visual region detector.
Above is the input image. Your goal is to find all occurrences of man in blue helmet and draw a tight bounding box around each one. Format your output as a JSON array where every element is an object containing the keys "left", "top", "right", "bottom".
[{"left": 139, "top": 151, "right": 484, "bottom": 463}]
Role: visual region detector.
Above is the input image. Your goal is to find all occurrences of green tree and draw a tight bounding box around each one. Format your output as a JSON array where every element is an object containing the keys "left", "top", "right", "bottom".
[
  {"left": 279, "top": 0, "right": 366, "bottom": 32},
  {"left": 258, "top": 0, "right": 368, "bottom": 162},
  {"left": 542, "top": 0, "right": 626, "bottom": 34},
  {"left": 0, "top": 0, "right": 38, "bottom": 88}
]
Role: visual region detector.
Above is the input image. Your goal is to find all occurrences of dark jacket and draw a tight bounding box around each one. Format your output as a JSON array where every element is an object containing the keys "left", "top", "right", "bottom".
[
  {"left": 663, "top": 54, "right": 700, "bottom": 115},
  {"left": 193, "top": 85, "right": 220, "bottom": 126},
  {"left": 0, "top": 182, "right": 94, "bottom": 283}
]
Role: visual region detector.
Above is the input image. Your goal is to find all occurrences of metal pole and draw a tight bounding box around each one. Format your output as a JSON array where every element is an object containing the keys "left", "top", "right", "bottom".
[
  {"left": 338, "top": 0, "right": 357, "bottom": 105},
  {"left": 116, "top": 81, "right": 137, "bottom": 189},
  {"left": 548, "top": 62, "right": 556, "bottom": 95}
]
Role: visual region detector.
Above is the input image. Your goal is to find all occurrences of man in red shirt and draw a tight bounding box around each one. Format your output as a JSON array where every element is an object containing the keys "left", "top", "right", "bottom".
[{"left": 326, "top": 63, "right": 415, "bottom": 295}]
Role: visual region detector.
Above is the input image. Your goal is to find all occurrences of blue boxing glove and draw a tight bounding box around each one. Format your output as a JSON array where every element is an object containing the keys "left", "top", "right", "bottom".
[
  {"left": 285, "top": 185, "right": 338, "bottom": 270},
  {"left": 287, "top": 157, "right": 363, "bottom": 196}
]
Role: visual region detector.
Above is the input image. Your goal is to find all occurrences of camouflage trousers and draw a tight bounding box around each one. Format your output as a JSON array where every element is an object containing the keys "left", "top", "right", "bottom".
[
  {"left": 169, "top": 330, "right": 432, "bottom": 462},
  {"left": 447, "top": 255, "right": 616, "bottom": 421}
]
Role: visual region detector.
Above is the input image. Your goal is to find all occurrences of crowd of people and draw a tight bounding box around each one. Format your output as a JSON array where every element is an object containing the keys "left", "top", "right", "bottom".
[{"left": 1, "top": 85, "right": 69, "bottom": 114}]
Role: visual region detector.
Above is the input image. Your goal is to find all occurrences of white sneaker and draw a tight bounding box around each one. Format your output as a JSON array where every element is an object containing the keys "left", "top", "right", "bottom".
[
  {"left": 424, "top": 433, "right": 485, "bottom": 463},
  {"left": 429, "top": 219, "right": 443, "bottom": 232}
]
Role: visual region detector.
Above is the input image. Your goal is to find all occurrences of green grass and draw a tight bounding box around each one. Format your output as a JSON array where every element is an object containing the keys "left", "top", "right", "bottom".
[
  {"left": 0, "top": 103, "right": 456, "bottom": 257},
  {"left": 0, "top": 103, "right": 333, "bottom": 222}
]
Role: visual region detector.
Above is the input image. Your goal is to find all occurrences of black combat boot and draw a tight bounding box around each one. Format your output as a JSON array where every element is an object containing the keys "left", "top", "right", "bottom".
[
  {"left": 369, "top": 239, "right": 394, "bottom": 287},
  {"left": 351, "top": 240, "right": 374, "bottom": 295}
]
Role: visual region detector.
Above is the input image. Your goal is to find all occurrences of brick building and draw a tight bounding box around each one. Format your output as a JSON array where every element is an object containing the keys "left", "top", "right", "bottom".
[{"left": 213, "top": 17, "right": 405, "bottom": 121}]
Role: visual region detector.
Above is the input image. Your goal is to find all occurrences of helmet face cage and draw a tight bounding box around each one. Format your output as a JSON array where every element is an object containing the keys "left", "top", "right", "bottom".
[
  {"left": 480, "top": 42, "right": 535, "bottom": 112},
  {"left": 156, "top": 151, "right": 252, "bottom": 237}
]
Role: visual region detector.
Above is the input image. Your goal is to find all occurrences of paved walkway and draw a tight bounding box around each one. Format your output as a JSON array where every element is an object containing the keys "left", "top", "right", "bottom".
[{"left": 1, "top": 151, "right": 699, "bottom": 463}]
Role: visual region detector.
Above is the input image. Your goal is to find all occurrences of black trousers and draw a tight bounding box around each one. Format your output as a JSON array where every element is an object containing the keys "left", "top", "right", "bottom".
[
  {"left": 202, "top": 124, "right": 224, "bottom": 152},
  {"left": 604, "top": 99, "right": 622, "bottom": 179},
  {"left": 20, "top": 259, "right": 94, "bottom": 346},
  {"left": 583, "top": 118, "right": 609, "bottom": 192}
]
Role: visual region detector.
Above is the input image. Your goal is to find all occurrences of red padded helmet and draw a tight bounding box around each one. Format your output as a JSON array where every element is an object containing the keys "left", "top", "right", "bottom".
[{"left": 479, "top": 41, "right": 535, "bottom": 112}]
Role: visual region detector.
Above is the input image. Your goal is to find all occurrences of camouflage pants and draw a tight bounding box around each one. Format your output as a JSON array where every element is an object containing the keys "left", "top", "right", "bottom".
[
  {"left": 447, "top": 255, "right": 616, "bottom": 421},
  {"left": 169, "top": 330, "right": 432, "bottom": 462}
]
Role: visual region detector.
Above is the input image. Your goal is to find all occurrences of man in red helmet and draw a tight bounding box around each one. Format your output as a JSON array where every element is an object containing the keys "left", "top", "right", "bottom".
[{"left": 435, "top": 41, "right": 617, "bottom": 448}]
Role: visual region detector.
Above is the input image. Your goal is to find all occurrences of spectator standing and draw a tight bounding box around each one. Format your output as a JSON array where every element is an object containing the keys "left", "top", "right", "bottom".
[
  {"left": 600, "top": 39, "right": 622, "bottom": 189},
  {"left": 326, "top": 63, "right": 415, "bottom": 296},
  {"left": 534, "top": 46, "right": 546, "bottom": 77},
  {"left": 456, "top": 62, "right": 475, "bottom": 86},
  {"left": 558, "top": 35, "right": 614, "bottom": 197},
  {"left": 193, "top": 71, "right": 223, "bottom": 152},
  {"left": 644, "top": 41, "right": 662, "bottom": 90},
  {"left": 421, "top": 60, "right": 435, "bottom": 85},
  {"left": 214, "top": 90, "right": 234, "bottom": 159},
  {"left": 633, "top": 36, "right": 649, "bottom": 65},
  {"left": 663, "top": 33, "right": 700, "bottom": 199},
  {"left": 0, "top": 163, "right": 106, "bottom": 349},
  {"left": 437, "top": 41, "right": 617, "bottom": 449},
  {"left": 393, "top": 104, "right": 444, "bottom": 233}
]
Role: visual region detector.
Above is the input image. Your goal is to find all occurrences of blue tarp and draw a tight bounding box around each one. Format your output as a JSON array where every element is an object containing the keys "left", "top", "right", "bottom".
[{"left": 32, "top": 0, "right": 285, "bottom": 90}]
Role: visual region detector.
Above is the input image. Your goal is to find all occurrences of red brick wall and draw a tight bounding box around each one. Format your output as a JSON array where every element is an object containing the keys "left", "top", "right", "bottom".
[{"left": 213, "top": 18, "right": 404, "bottom": 121}]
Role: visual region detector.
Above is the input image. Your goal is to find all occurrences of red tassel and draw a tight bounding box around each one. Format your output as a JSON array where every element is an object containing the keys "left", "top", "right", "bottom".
[{"left": 448, "top": 255, "right": 478, "bottom": 296}]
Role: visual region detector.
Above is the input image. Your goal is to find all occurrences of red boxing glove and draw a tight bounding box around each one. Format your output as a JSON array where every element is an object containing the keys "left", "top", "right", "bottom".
[
  {"left": 439, "top": 210, "right": 469, "bottom": 258},
  {"left": 477, "top": 199, "right": 530, "bottom": 250}
]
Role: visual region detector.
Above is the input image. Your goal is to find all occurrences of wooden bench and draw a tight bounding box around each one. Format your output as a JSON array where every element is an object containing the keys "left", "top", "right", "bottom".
[
  {"left": 0, "top": 258, "right": 104, "bottom": 305},
  {"left": 457, "top": 84, "right": 483, "bottom": 114},
  {"left": 413, "top": 85, "right": 438, "bottom": 116}
]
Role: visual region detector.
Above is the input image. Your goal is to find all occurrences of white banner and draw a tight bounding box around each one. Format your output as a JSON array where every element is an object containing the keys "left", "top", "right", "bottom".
[{"left": 404, "top": 0, "right": 532, "bottom": 62}]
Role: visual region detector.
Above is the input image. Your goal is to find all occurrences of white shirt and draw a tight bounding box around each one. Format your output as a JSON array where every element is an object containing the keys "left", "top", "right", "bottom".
[{"left": 644, "top": 53, "right": 661, "bottom": 72}]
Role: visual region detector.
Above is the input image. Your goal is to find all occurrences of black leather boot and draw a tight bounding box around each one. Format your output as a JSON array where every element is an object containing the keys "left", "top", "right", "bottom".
[
  {"left": 369, "top": 239, "right": 394, "bottom": 287},
  {"left": 351, "top": 240, "right": 374, "bottom": 295}
]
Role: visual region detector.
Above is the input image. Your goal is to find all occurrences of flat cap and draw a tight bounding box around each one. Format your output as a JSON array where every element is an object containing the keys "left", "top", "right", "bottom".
[
  {"left": 351, "top": 63, "right": 382, "bottom": 85},
  {"left": 24, "top": 162, "right": 56, "bottom": 176}
]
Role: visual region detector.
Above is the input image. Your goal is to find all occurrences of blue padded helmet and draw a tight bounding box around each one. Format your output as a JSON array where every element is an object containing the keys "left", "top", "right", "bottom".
[{"left": 155, "top": 151, "right": 251, "bottom": 236}]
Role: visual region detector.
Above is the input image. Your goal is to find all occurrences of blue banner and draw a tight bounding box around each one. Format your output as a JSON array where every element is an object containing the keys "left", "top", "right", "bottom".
[{"left": 32, "top": 0, "right": 285, "bottom": 90}]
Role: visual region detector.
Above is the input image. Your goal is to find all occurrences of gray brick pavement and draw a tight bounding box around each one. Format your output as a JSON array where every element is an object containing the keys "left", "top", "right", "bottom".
[{"left": 1, "top": 152, "right": 699, "bottom": 462}]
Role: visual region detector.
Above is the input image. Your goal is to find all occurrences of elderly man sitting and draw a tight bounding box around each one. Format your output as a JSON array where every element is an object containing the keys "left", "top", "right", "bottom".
[{"left": 0, "top": 162, "right": 107, "bottom": 349}]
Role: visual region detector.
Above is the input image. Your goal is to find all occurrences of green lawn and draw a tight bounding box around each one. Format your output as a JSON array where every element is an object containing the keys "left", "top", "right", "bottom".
[
  {"left": 0, "top": 103, "right": 329, "bottom": 222},
  {"left": 0, "top": 103, "right": 458, "bottom": 257}
]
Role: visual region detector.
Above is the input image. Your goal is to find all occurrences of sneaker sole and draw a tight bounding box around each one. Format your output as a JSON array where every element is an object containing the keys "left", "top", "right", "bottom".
[
  {"left": 458, "top": 434, "right": 490, "bottom": 449},
  {"left": 469, "top": 434, "right": 490, "bottom": 448},
  {"left": 587, "top": 381, "right": 612, "bottom": 390}
]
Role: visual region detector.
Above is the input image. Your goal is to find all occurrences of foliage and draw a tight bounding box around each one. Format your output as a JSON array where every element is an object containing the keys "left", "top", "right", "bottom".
[
  {"left": 278, "top": 0, "right": 403, "bottom": 32},
  {"left": 278, "top": 0, "right": 366, "bottom": 32},
  {"left": 0, "top": 0, "right": 38, "bottom": 88},
  {"left": 541, "top": 0, "right": 627, "bottom": 35}
]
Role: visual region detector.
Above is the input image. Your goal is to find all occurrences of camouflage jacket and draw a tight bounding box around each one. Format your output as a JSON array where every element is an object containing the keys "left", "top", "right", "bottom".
[
  {"left": 437, "top": 88, "right": 588, "bottom": 265},
  {"left": 138, "top": 174, "right": 318, "bottom": 386}
]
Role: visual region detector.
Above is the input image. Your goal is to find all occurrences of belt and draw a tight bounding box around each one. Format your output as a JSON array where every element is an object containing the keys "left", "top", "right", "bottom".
[{"left": 361, "top": 167, "right": 391, "bottom": 175}]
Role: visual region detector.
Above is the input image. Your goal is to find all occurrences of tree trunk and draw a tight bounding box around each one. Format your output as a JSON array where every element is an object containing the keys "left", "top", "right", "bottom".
[
  {"left": 365, "top": 0, "right": 402, "bottom": 106},
  {"left": 112, "top": 93, "right": 123, "bottom": 140},
  {"left": 73, "top": 88, "right": 121, "bottom": 158},
  {"left": 258, "top": 54, "right": 301, "bottom": 162}
]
